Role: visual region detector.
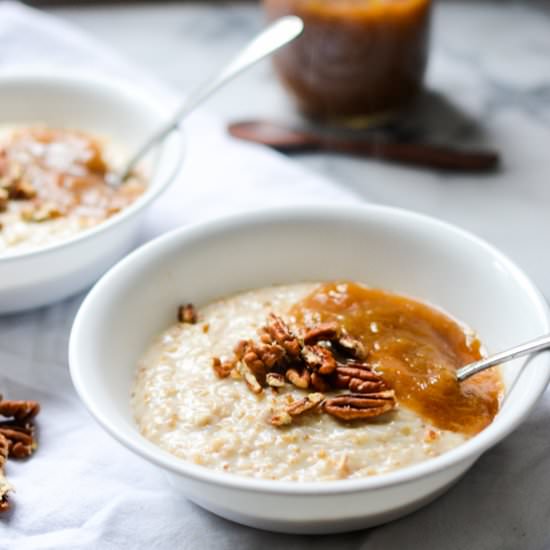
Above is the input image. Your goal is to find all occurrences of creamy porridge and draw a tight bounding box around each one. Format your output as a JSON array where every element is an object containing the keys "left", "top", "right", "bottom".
[
  {"left": 132, "top": 282, "right": 502, "bottom": 482},
  {"left": 0, "top": 126, "right": 145, "bottom": 255}
]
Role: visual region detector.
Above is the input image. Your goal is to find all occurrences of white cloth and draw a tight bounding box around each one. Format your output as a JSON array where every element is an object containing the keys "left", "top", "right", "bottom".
[{"left": 0, "top": 3, "right": 549, "bottom": 550}]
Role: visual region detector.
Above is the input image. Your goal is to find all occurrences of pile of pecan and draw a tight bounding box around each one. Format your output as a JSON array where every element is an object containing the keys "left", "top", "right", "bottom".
[
  {"left": 0, "top": 395, "right": 40, "bottom": 512},
  {"left": 212, "top": 314, "right": 396, "bottom": 427}
]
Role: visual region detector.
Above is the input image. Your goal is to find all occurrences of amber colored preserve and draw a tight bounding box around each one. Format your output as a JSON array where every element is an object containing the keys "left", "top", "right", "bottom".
[
  {"left": 292, "top": 282, "right": 502, "bottom": 435},
  {"left": 263, "top": 0, "right": 432, "bottom": 123}
]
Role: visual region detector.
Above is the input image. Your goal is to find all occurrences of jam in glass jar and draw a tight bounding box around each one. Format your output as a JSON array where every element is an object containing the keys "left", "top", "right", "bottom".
[{"left": 263, "top": 0, "right": 433, "bottom": 126}]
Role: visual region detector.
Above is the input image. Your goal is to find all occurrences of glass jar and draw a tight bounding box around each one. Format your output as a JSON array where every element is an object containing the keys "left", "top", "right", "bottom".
[{"left": 263, "top": 0, "right": 433, "bottom": 126}]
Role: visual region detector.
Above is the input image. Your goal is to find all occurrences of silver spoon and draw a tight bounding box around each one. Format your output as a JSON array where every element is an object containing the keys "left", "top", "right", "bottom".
[
  {"left": 457, "top": 333, "right": 550, "bottom": 382},
  {"left": 110, "top": 15, "right": 304, "bottom": 185}
]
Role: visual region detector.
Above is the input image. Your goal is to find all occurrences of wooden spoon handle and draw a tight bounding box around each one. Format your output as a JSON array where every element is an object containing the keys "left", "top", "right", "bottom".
[{"left": 321, "top": 138, "right": 500, "bottom": 172}]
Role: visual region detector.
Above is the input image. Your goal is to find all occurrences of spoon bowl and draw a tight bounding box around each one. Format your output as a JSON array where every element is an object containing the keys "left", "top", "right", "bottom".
[{"left": 457, "top": 333, "right": 550, "bottom": 381}]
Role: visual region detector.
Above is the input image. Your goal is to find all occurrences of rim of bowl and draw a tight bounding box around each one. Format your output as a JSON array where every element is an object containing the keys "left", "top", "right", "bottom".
[
  {"left": 70, "top": 204, "right": 550, "bottom": 496},
  {"left": 0, "top": 70, "right": 185, "bottom": 264}
]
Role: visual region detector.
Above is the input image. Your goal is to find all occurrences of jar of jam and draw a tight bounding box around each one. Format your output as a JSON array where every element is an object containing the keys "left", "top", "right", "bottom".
[{"left": 263, "top": 0, "right": 433, "bottom": 126}]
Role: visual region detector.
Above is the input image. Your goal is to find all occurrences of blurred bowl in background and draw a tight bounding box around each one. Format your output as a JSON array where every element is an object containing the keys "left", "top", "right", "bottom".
[{"left": 0, "top": 71, "right": 184, "bottom": 314}]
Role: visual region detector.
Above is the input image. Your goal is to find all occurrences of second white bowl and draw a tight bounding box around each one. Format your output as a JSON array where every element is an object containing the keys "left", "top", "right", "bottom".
[{"left": 0, "top": 71, "right": 184, "bottom": 313}]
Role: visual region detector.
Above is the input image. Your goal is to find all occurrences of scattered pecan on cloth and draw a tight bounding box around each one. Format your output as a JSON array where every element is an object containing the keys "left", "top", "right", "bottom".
[
  {"left": 0, "top": 433, "right": 10, "bottom": 512},
  {"left": 0, "top": 395, "right": 40, "bottom": 513}
]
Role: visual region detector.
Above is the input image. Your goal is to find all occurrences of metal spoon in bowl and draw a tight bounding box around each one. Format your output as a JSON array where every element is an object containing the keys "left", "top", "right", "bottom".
[
  {"left": 457, "top": 334, "right": 550, "bottom": 382},
  {"left": 108, "top": 15, "right": 304, "bottom": 186}
]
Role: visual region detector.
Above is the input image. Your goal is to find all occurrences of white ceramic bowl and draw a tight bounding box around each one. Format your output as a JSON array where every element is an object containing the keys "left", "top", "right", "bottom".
[
  {"left": 0, "top": 71, "right": 184, "bottom": 313},
  {"left": 69, "top": 205, "right": 550, "bottom": 534}
]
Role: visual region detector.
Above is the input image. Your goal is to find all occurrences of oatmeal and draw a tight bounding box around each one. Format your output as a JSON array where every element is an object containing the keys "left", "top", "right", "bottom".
[
  {"left": 0, "top": 126, "right": 145, "bottom": 255},
  {"left": 132, "top": 283, "right": 502, "bottom": 481}
]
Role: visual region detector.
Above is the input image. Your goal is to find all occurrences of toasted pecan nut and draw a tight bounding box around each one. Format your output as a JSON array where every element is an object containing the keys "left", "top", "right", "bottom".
[
  {"left": 259, "top": 332, "right": 272, "bottom": 345},
  {"left": 287, "top": 393, "right": 325, "bottom": 417},
  {"left": 286, "top": 368, "right": 310, "bottom": 389},
  {"left": 242, "top": 341, "right": 285, "bottom": 382},
  {"left": 302, "top": 344, "right": 337, "bottom": 375},
  {"left": 212, "top": 357, "right": 233, "bottom": 379},
  {"left": 264, "top": 314, "right": 302, "bottom": 359},
  {"left": 236, "top": 362, "right": 263, "bottom": 395},
  {"left": 0, "top": 399, "right": 40, "bottom": 422},
  {"left": 242, "top": 348, "right": 265, "bottom": 375},
  {"left": 234, "top": 339, "right": 248, "bottom": 360},
  {"left": 270, "top": 411, "right": 292, "bottom": 427},
  {"left": 311, "top": 371, "right": 331, "bottom": 392},
  {"left": 331, "top": 372, "right": 351, "bottom": 389},
  {"left": 178, "top": 303, "right": 198, "bottom": 324},
  {"left": 303, "top": 322, "right": 340, "bottom": 345},
  {"left": 266, "top": 372, "right": 285, "bottom": 388},
  {"left": 335, "top": 362, "right": 380, "bottom": 382},
  {"left": 0, "top": 397, "right": 40, "bottom": 513},
  {"left": 349, "top": 378, "right": 386, "bottom": 394},
  {"left": 253, "top": 343, "right": 286, "bottom": 370},
  {"left": 335, "top": 334, "right": 367, "bottom": 360},
  {"left": 8, "top": 179, "right": 36, "bottom": 200},
  {"left": 0, "top": 428, "right": 35, "bottom": 459},
  {"left": 324, "top": 391, "right": 396, "bottom": 421}
]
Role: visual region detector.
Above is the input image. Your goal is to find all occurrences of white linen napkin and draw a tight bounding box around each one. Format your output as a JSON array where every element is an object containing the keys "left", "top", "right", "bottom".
[
  {"left": 0, "top": 2, "right": 358, "bottom": 548},
  {"left": 1, "top": 3, "right": 549, "bottom": 550}
]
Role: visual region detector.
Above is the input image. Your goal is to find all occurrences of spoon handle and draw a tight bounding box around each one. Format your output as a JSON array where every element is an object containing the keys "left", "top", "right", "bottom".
[
  {"left": 118, "top": 16, "right": 304, "bottom": 181},
  {"left": 320, "top": 137, "right": 499, "bottom": 172},
  {"left": 456, "top": 334, "right": 550, "bottom": 382}
]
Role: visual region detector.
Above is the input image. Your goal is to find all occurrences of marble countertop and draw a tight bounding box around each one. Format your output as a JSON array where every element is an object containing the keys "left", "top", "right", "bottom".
[
  {"left": 0, "top": 3, "right": 542, "bottom": 548},
  {"left": 46, "top": 0, "right": 550, "bottom": 299}
]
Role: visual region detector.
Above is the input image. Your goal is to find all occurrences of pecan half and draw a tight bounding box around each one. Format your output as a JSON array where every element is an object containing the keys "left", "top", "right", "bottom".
[
  {"left": 302, "top": 344, "right": 337, "bottom": 375},
  {"left": 0, "top": 396, "right": 40, "bottom": 512},
  {"left": 178, "top": 303, "right": 198, "bottom": 324},
  {"left": 270, "top": 411, "right": 292, "bottom": 427},
  {"left": 236, "top": 362, "right": 263, "bottom": 395},
  {"left": 251, "top": 342, "right": 286, "bottom": 370},
  {"left": 303, "top": 322, "right": 339, "bottom": 345},
  {"left": 271, "top": 393, "right": 325, "bottom": 426},
  {"left": 233, "top": 339, "right": 248, "bottom": 360},
  {"left": 242, "top": 345, "right": 266, "bottom": 376},
  {"left": 348, "top": 378, "right": 386, "bottom": 394},
  {"left": 266, "top": 372, "right": 285, "bottom": 388},
  {"left": 335, "top": 362, "right": 380, "bottom": 382},
  {"left": 0, "top": 427, "right": 35, "bottom": 459},
  {"left": 263, "top": 314, "right": 302, "bottom": 359},
  {"left": 311, "top": 371, "right": 331, "bottom": 392},
  {"left": 287, "top": 392, "right": 325, "bottom": 417},
  {"left": 333, "top": 361, "right": 388, "bottom": 394},
  {"left": 212, "top": 357, "right": 233, "bottom": 379},
  {"left": 331, "top": 372, "right": 351, "bottom": 389},
  {"left": 286, "top": 368, "right": 310, "bottom": 389},
  {"left": 324, "top": 391, "right": 396, "bottom": 421},
  {"left": 0, "top": 399, "right": 40, "bottom": 422},
  {"left": 335, "top": 334, "right": 367, "bottom": 361}
]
